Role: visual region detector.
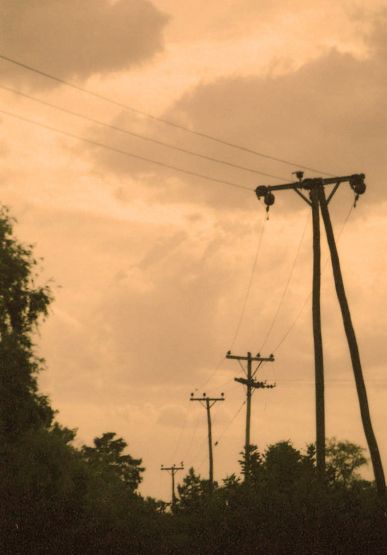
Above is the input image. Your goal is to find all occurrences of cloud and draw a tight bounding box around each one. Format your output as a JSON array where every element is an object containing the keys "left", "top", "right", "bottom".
[
  {"left": 2, "top": 4, "right": 384, "bottom": 498},
  {"left": 87, "top": 10, "right": 387, "bottom": 211},
  {"left": 0, "top": 0, "right": 168, "bottom": 87}
]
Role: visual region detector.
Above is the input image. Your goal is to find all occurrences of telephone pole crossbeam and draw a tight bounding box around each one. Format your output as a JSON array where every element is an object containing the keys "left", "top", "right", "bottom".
[
  {"left": 226, "top": 351, "right": 274, "bottom": 363},
  {"left": 190, "top": 392, "right": 225, "bottom": 491},
  {"left": 256, "top": 173, "right": 365, "bottom": 193}
]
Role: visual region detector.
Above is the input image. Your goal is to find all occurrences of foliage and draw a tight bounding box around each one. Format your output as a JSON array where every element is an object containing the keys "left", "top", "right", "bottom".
[
  {"left": 0, "top": 206, "right": 54, "bottom": 438},
  {"left": 171, "top": 440, "right": 386, "bottom": 554},
  {"left": 238, "top": 444, "right": 263, "bottom": 482},
  {"left": 81, "top": 432, "right": 145, "bottom": 493},
  {"left": 176, "top": 467, "right": 214, "bottom": 513},
  {"left": 326, "top": 437, "right": 368, "bottom": 484}
]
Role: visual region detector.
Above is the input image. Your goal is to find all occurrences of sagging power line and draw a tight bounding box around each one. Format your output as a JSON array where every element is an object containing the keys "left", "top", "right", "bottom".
[
  {"left": 0, "top": 83, "right": 287, "bottom": 182},
  {"left": 0, "top": 52, "right": 334, "bottom": 176},
  {"left": 0, "top": 108, "right": 252, "bottom": 192}
]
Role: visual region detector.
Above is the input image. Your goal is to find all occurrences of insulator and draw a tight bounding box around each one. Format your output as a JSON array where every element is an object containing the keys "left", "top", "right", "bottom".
[
  {"left": 264, "top": 192, "right": 275, "bottom": 206},
  {"left": 255, "top": 185, "right": 268, "bottom": 199},
  {"left": 349, "top": 175, "right": 366, "bottom": 196},
  {"left": 356, "top": 181, "right": 366, "bottom": 194}
]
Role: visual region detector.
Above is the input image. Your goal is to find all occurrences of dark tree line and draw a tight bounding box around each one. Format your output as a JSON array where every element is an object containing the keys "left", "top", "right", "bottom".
[{"left": 0, "top": 205, "right": 385, "bottom": 554}]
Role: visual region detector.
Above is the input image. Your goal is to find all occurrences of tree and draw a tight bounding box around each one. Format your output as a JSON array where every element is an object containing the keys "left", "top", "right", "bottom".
[
  {"left": 238, "top": 444, "right": 263, "bottom": 483},
  {"left": 263, "top": 441, "right": 305, "bottom": 488},
  {"left": 81, "top": 432, "right": 144, "bottom": 493},
  {"left": 326, "top": 438, "right": 368, "bottom": 485},
  {"left": 0, "top": 206, "right": 54, "bottom": 438},
  {"left": 176, "top": 467, "right": 214, "bottom": 512}
]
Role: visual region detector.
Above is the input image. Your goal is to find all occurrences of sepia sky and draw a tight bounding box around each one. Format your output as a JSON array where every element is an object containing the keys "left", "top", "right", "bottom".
[{"left": 0, "top": 0, "right": 386, "bottom": 500}]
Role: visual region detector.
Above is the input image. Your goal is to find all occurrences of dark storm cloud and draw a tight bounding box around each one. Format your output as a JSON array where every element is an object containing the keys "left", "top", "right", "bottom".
[
  {"left": 0, "top": 0, "right": 168, "bottom": 87},
  {"left": 89, "top": 11, "right": 387, "bottom": 209}
]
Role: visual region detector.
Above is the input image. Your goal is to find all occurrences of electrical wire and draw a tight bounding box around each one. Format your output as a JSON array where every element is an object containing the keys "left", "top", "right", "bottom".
[
  {"left": 214, "top": 400, "right": 246, "bottom": 447},
  {"left": 171, "top": 404, "right": 191, "bottom": 462},
  {"left": 228, "top": 211, "right": 267, "bottom": 350},
  {"left": 0, "top": 52, "right": 335, "bottom": 176},
  {"left": 265, "top": 378, "right": 387, "bottom": 384},
  {"left": 271, "top": 200, "right": 355, "bottom": 353},
  {"left": 180, "top": 406, "right": 204, "bottom": 463},
  {"left": 195, "top": 354, "right": 227, "bottom": 392},
  {"left": 0, "top": 83, "right": 287, "bottom": 182},
  {"left": 0, "top": 107, "right": 253, "bottom": 192},
  {"left": 259, "top": 210, "right": 310, "bottom": 351},
  {"left": 193, "top": 211, "right": 266, "bottom": 392},
  {"left": 187, "top": 436, "right": 208, "bottom": 470}
]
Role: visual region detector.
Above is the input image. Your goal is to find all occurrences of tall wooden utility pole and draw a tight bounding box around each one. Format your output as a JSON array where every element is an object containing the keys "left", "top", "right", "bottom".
[
  {"left": 311, "top": 185, "right": 325, "bottom": 477},
  {"left": 161, "top": 463, "right": 184, "bottom": 508},
  {"left": 255, "top": 172, "right": 386, "bottom": 498},
  {"left": 190, "top": 392, "right": 225, "bottom": 491},
  {"left": 318, "top": 186, "right": 386, "bottom": 498},
  {"left": 226, "top": 351, "right": 275, "bottom": 480}
]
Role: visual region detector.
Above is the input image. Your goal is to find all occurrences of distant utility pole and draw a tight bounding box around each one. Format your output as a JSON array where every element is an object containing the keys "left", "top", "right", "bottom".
[
  {"left": 190, "top": 392, "right": 225, "bottom": 491},
  {"left": 255, "top": 172, "right": 386, "bottom": 498},
  {"left": 161, "top": 462, "right": 184, "bottom": 508},
  {"left": 226, "top": 351, "right": 275, "bottom": 480}
]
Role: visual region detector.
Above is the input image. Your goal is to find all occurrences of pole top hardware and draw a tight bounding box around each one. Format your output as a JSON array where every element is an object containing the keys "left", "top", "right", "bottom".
[
  {"left": 292, "top": 170, "right": 304, "bottom": 181},
  {"left": 255, "top": 173, "right": 366, "bottom": 211},
  {"left": 235, "top": 377, "right": 276, "bottom": 389}
]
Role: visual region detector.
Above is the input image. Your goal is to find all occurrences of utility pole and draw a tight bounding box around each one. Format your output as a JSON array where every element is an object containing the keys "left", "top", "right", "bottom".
[
  {"left": 311, "top": 184, "right": 325, "bottom": 477},
  {"left": 226, "top": 351, "right": 275, "bottom": 480},
  {"left": 318, "top": 186, "right": 386, "bottom": 498},
  {"left": 190, "top": 392, "right": 225, "bottom": 492},
  {"left": 255, "top": 172, "right": 386, "bottom": 498},
  {"left": 161, "top": 462, "right": 184, "bottom": 508}
]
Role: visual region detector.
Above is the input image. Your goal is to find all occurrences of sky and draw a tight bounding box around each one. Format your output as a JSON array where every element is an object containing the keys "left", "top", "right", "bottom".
[{"left": 0, "top": 0, "right": 386, "bottom": 500}]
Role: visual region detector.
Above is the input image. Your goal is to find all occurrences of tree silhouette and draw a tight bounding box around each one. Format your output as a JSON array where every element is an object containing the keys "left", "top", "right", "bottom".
[
  {"left": 326, "top": 438, "right": 367, "bottom": 485},
  {"left": 81, "top": 432, "right": 144, "bottom": 493},
  {"left": 0, "top": 206, "right": 54, "bottom": 438}
]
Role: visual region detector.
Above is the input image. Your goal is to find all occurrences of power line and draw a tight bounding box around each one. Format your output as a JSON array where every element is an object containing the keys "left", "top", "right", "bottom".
[
  {"left": 259, "top": 211, "right": 309, "bottom": 351},
  {"left": 0, "top": 107, "right": 252, "bottom": 192},
  {"left": 214, "top": 400, "right": 246, "bottom": 447},
  {"left": 268, "top": 379, "right": 387, "bottom": 384},
  {"left": 195, "top": 355, "right": 227, "bottom": 392},
  {"left": 229, "top": 212, "right": 267, "bottom": 350},
  {"left": 271, "top": 200, "right": 355, "bottom": 353},
  {"left": 194, "top": 212, "right": 266, "bottom": 392},
  {"left": 272, "top": 293, "right": 310, "bottom": 353},
  {"left": 0, "top": 52, "right": 334, "bottom": 176},
  {"left": 171, "top": 404, "right": 191, "bottom": 462},
  {"left": 0, "top": 83, "right": 287, "bottom": 182}
]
